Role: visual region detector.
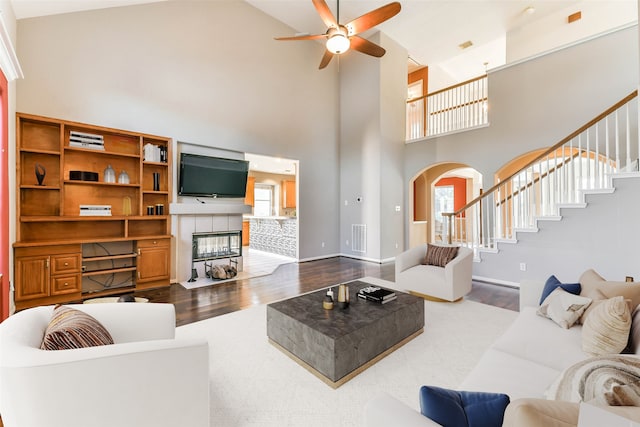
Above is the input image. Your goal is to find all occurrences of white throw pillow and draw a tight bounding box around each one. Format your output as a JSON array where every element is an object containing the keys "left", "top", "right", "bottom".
[{"left": 537, "top": 287, "right": 592, "bottom": 329}]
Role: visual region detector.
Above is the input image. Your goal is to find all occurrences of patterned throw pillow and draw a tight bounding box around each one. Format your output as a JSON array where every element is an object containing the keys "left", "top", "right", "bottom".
[
  {"left": 41, "top": 305, "right": 114, "bottom": 351},
  {"left": 582, "top": 296, "right": 631, "bottom": 357},
  {"left": 422, "top": 244, "right": 459, "bottom": 268},
  {"left": 537, "top": 287, "right": 592, "bottom": 329}
]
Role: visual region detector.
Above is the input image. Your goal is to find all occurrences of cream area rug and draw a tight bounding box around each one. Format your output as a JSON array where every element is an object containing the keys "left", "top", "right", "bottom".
[{"left": 175, "top": 278, "right": 518, "bottom": 426}]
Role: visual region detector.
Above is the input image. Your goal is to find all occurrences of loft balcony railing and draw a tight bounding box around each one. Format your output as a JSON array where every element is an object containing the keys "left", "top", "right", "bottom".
[
  {"left": 441, "top": 90, "right": 639, "bottom": 252},
  {"left": 406, "top": 75, "right": 488, "bottom": 141}
]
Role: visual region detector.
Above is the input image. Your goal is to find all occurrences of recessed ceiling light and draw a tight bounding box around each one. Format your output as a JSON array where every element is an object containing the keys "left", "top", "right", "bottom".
[{"left": 459, "top": 40, "right": 473, "bottom": 50}]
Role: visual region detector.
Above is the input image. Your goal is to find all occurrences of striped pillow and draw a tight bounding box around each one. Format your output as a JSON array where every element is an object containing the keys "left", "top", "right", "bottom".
[
  {"left": 422, "top": 244, "right": 459, "bottom": 268},
  {"left": 41, "top": 305, "right": 114, "bottom": 351},
  {"left": 582, "top": 296, "right": 631, "bottom": 356}
]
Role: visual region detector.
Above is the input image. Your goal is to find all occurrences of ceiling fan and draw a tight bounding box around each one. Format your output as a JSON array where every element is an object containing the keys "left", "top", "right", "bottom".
[{"left": 275, "top": 0, "right": 401, "bottom": 69}]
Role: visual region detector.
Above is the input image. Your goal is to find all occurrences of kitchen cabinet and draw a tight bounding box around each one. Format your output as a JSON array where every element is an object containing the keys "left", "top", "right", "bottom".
[{"left": 282, "top": 180, "right": 296, "bottom": 208}]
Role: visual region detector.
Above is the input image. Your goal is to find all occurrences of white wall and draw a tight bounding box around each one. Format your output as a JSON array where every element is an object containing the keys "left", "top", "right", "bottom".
[
  {"left": 15, "top": 0, "right": 341, "bottom": 262},
  {"left": 507, "top": 1, "right": 638, "bottom": 63},
  {"left": 474, "top": 176, "right": 640, "bottom": 284},
  {"left": 339, "top": 32, "right": 406, "bottom": 262},
  {"left": 404, "top": 25, "right": 639, "bottom": 282}
]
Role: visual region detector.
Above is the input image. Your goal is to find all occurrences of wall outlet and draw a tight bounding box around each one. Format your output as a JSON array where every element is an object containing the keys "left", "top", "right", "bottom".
[
  {"left": 321, "top": 242, "right": 325, "bottom": 248},
  {"left": 395, "top": 243, "right": 399, "bottom": 249},
  {"left": 519, "top": 263, "right": 527, "bottom": 272},
  {"left": 346, "top": 240, "right": 349, "bottom": 246},
  {"left": 395, "top": 205, "right": 401, "bottom": 212}
]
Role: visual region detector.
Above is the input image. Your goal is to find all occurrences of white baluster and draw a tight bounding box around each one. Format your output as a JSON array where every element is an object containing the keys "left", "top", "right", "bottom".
[
  {"left": 605, "top": 116, "right": 610, "bottom": 178},
  {"left": 626, "top": 104, "right": 631, "bottom": 170},
  {"left": 615, "top": 109, "right": 620, "bottom": 171}
]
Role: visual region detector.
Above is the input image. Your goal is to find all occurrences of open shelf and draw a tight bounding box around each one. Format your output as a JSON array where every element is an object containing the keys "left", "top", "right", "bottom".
[
  {"left": 82, "top": 286, "right": 136, "bottom": 298},
  {"left": 64, "top": 146, "right": 140, "bottom": 159},
  {"left": 82, "top": 266, "right": 137, "bottom": 277},
  {"left": 20, "top": 185, "right": 60, "bottom": 190},
  {"left": 83, "top": 253, "right": 138, "bottom": 263},
  {"left": 20, "top": 148, "right": 60, "bottom": 156}
]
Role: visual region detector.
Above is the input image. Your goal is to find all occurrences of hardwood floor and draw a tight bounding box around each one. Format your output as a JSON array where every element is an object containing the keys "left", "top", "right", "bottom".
[{"left": 135, "top": 256, "right": 519, "bottom": 326}]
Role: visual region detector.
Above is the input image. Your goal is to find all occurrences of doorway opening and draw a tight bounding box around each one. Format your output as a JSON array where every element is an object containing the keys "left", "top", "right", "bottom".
[
  {"left": 409, "top": 163, "right": 482, "bottom": 247},
  {"left": 243, "top": 153, "right": 299, "bottom": 266}
]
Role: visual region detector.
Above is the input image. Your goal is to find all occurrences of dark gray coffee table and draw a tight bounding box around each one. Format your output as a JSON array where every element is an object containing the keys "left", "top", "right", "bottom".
[{"left": 266, "top": 280, "right": 424, "bottom": 388}]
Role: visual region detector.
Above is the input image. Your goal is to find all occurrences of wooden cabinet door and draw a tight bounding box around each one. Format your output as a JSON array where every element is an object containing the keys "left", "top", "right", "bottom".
[
  {"left": 15, "top": 255, "right": 49, "bottom": 301},
  {"left": 242, "top": 221, "right": 250, "bottom": 246},
  {"left": 282, "top": 180, "right": 296, "bottom": 208},
  {"left": 245, "top": 176, "right": 255, "bottom": 206},
  {"left": 137, "top": 241, "right": 170, "bottom": 283}
]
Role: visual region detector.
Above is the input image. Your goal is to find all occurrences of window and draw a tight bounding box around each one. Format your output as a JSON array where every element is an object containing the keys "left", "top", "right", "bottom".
[{"left": 254, "top": 184, "right": 274, "bottom": 217}]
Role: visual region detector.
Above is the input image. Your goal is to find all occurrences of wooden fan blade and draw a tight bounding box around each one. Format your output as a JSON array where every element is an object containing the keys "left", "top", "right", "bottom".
[
  {"left": 350, "top": 36, "right": 386, "bottom": 57},
  {"left": 319, "top": 50, "right": 334, "bottom": 69},
  {"left": 275, "top": 34, "right": 327, "bottom": 41},
  {"left": 312, "top": 0, "right": 338, "bottom": 28},
  {"left": 345, "top": 2, "right": 401, "bottom": 36}
]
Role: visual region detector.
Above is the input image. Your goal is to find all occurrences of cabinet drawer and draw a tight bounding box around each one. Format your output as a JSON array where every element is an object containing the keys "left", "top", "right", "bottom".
[
  {"left": 137, "top": 238, "right": 169, "bottom": 249},
  {"left": 52, "top": 254, "right": 81, "bottom": 274},
  {"left": 51, "top": 275, "right": 80, "bottom": 295}
]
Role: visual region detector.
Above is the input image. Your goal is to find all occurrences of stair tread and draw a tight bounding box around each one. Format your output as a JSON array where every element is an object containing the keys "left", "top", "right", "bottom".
[
  {"left": 557, "top": 203, "right": 588, "bottom": 208},
  {"left": 580, "top": 187, "right": 615, "bottom": 194},
  {"left": 535, "top": 215, "right": 562, "bottom": 221}
]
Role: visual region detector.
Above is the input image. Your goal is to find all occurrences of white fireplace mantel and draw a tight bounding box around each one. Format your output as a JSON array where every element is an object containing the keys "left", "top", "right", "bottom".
[{"left": 169, "top": 202, "right": 251, "bottom": 216}]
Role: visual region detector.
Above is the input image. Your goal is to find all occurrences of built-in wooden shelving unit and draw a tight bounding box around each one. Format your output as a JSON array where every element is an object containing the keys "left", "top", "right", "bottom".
[{"left": 14, "top": 113, "right": 172, "bottom": 310}]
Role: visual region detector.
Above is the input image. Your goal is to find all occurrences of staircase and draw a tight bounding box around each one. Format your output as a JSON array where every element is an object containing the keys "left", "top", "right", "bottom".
[{"left": 442, "top": 90, "right": 640, "bottom": 263}]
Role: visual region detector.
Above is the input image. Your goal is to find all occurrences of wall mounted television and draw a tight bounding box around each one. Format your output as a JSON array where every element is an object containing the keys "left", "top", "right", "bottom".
[{"left": 178, "top": 153, "right": 249, "bottom": 198}]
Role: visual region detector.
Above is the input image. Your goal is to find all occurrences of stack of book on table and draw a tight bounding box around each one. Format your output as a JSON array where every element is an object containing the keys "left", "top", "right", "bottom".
[{"left": 357, "top": 286, "right": 397, "bottom": 304}]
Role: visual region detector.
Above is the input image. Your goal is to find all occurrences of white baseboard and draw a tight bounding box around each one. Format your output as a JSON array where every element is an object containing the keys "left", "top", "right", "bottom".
[
  {"left": 297, "top": 253, "right": 342, "bottom": 263},
  {"left": 473, "top": 275, "right": 520, "bottom": 288}
]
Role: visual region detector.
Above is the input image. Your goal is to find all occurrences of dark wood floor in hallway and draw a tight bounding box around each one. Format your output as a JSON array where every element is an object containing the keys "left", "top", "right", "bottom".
[{"left": 136, "top": 256, "right": 519, "bottom": 326}]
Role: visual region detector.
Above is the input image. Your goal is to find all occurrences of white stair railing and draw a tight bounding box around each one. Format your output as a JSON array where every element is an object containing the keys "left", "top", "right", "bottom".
[
  {"left": 406, "top": 75, "right": 488, "bottom": 141},
  {"left": 442, "top": 90, "right": 639, "bottom": 252}
]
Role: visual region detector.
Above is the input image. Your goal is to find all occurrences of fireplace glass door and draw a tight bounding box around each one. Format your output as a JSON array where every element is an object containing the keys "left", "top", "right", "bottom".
[{"left": 192, "top": 231, "right": 242, "bottom": 262}]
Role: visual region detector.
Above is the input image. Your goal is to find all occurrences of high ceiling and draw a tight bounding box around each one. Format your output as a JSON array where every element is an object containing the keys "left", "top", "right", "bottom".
[
  {"left": 10, "top": 0, "right": 638, "bottom": 86},
  {"left": 247, "top": 0, "right": 576, "bottom": 71}
]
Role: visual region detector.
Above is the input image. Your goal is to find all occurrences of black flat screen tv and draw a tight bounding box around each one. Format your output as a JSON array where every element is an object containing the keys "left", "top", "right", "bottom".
[{"left": 178, "top": 153, "right": 249, "bottom": 198}]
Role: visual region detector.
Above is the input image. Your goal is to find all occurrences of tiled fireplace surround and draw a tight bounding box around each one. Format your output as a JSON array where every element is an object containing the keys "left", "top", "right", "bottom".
[{"left": 170, "top": 202, "right": 250, "bottom": 283}]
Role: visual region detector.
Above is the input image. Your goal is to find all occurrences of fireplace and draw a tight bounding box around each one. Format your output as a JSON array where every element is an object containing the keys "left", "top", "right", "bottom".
[
  {"left": 192, "top": 231, "right": 242, "bottom": 262},
  {"left": 189, "top": 231, "right": 242, "bottom": 282}
]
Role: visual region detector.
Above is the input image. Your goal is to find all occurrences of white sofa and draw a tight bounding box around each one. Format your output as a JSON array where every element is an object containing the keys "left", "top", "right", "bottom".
[
  {"left": 364, "top": 279, "right": 640, "bottom": 426},
  {"left": 0, "top": 303, "right": 210, "bottom": 427},
  {"left": 395, "top": 243, "right": 473, "bottom": 302}
]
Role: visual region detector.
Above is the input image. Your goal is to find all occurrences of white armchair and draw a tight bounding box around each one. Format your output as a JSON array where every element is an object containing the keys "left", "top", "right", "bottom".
[
  {"left": 395, "top": 243, "right": 473, "bottom": 302},
  {"left": 0, "top": 303, "right": 210, "bottom": 427}
]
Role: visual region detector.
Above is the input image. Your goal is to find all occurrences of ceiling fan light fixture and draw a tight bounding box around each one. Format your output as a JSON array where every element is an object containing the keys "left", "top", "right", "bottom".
[{"left": 326, "top": 32, "right": 350, "bottom": 54}]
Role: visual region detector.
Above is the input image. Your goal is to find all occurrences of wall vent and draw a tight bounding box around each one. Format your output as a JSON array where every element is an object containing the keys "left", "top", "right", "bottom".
[{"left": 352, "top": 224, "right": 366, "bottom": 253}]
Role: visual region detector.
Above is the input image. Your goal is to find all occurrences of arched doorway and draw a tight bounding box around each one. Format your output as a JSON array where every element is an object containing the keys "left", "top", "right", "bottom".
[{"left": 409, "top": 162, "right": 482, "bottom": 247}]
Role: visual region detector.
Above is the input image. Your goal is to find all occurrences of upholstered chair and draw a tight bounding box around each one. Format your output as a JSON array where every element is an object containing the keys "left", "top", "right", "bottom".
[{"left": 395, "top": 243, "right": 474, "bottom": 302}]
